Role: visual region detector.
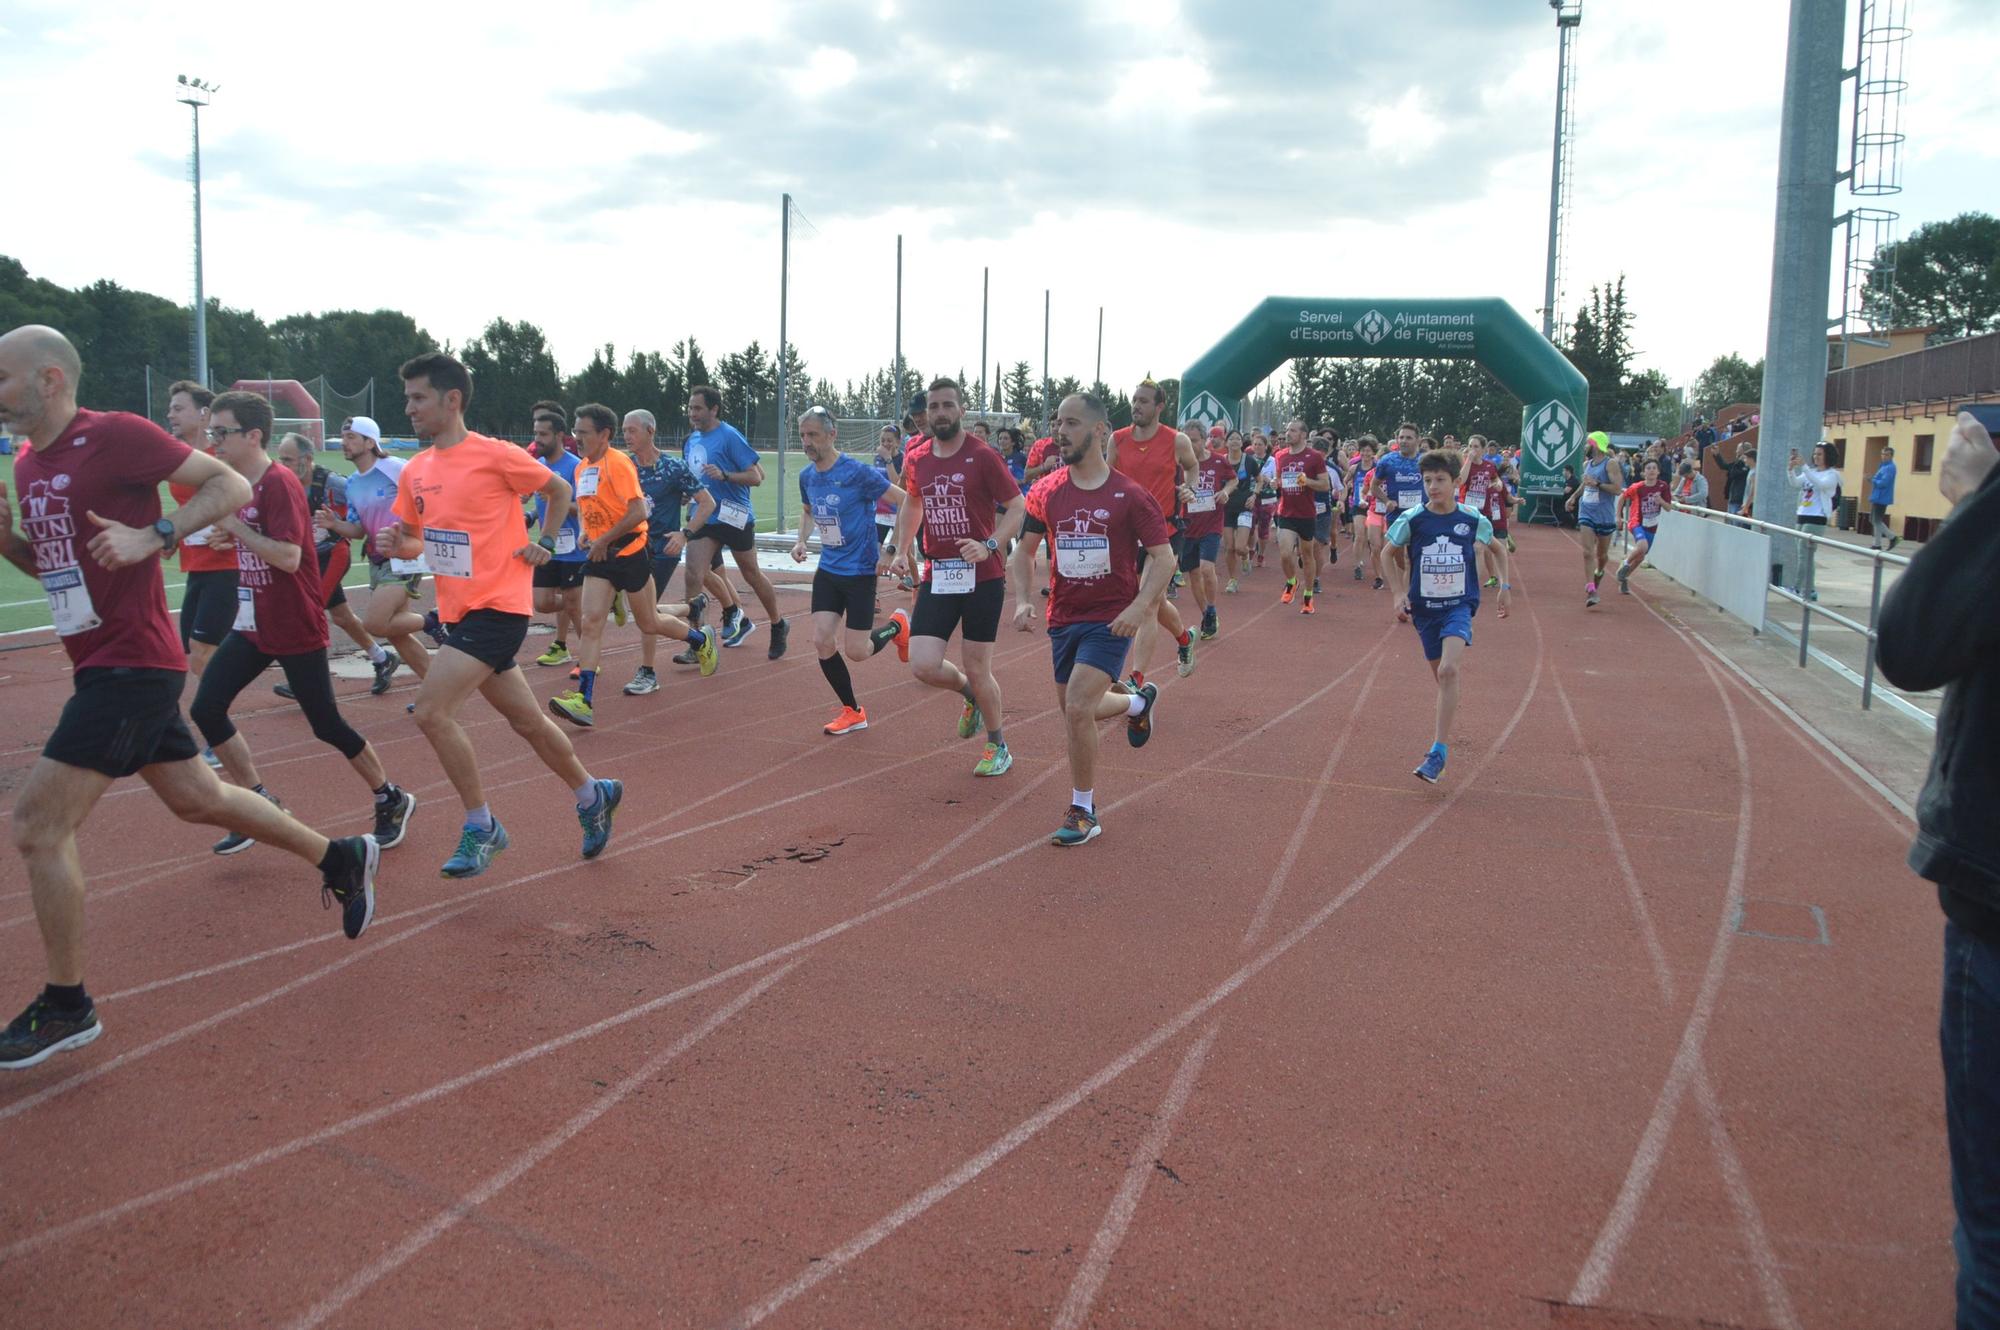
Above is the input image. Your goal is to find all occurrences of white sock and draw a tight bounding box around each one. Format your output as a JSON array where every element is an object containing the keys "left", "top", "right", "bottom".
[
  {"left": 1072, "top": 789, "right": 1094, "bottom": 815},
  {"left": 574, "top": 780, "right": 599, "bottom": 808},
  {"left": 1126, "top": 693, "right": 1148, "bottom": 716},
  {"left": 367, "top": 645, "right": 389, "bottom": 663}
]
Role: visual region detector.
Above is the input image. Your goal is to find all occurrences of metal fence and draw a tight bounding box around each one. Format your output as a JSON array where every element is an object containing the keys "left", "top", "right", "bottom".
[{"left": 1823, "top": 331, "right": 2000, "bottom": 416}]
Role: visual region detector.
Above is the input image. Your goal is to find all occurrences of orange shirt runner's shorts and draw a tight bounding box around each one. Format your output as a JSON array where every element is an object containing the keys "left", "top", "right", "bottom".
[
  {"left": 391, "top": 433, "right": 555, "bottom": 623},
  {"left": 574, "top": 448, "right": 647, "bottom": 559}
]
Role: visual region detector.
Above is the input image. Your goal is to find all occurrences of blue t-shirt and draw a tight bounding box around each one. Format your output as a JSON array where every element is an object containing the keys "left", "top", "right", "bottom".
[
  {"left": 636, "top": 453, "right": 700, "bottom": 557},
  {"left": 1870, "top": 459, "right": 1896, "bottom": 506},
  {"left": 344, "top": 456, "right": 406, "bottom": 564},
  {"left": 798, "top": 455, "right": 891, "bottom": 578},
  {"left": 1376, "top": 451, "right": 1426, "bottom": 515},
  {"left": 683, "top": 422, "right": 758, "bottom": 527},
  {"left": 534, "top": 450, "right": 586, "bottom": 562},
  {"left": 1386, "top": 502, "right": 1494, "bottom": 612}
]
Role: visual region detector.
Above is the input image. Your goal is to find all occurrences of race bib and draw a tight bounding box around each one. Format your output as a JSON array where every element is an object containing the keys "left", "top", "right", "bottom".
[
  {"left": 41, "top": 566, "right": 100, "bottom": 637},
  {"left": 718, "top": 501, "right": 751, "bottom": 529},
  {"left": 1397, "top": 490, "right": 1421, "bottom": 510},
  {"left": 930, "top": 559, "right": 975, "bottom": 594},
  {"left": 1054, "top": 534, "right": 1111, "bottom": 579},
  {"left": 1281, "top": 471, "right": 1302, "bottom": 491},
  {"left": 1236, "top": 512, "right": 1254, "bottom": 529},
  {"left": 1419, "top": 550, "right": 1466, "bottom": 600},
  {"left": 575, "top": 468, "right": 600, "bottom": 499},
  {"left": 233, "top": 585, "right": 257, "bottom": 633},
  {"left": 814, "top": 514, "right": 846, "bottom": 547},
  {"left": 181, "top": 525, "right": 214, "bottom": 548},
  {"left": 1187, "top": 493, "right": 1216, "bottom": 513},
  {"left": 554, "top": 528, "right": 578, "bottom": 556},
  {"left": 423, "top": 528, "right": 474, "bottom": 579},
  {"left": 389, "top": 556, "right": 431, "bottom": 576}
]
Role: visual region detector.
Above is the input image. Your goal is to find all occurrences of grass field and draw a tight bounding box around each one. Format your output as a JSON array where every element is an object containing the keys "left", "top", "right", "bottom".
[{"left": 0, "top": 448, "right": 801, "bottom": 636}]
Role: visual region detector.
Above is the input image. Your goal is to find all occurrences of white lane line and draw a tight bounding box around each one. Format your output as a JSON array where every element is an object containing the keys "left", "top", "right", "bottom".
[
  {"left": 286, "top": 962, "right": 799, "bottom": 1330},
  {"left": 1050, "top": 1022, "right": 1219, "bottom": 1330}
]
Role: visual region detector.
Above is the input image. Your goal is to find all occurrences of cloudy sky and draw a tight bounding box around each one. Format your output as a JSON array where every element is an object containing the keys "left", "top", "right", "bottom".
[{"left": 8, "top": 0, "right": 1997, "bottom": 405}]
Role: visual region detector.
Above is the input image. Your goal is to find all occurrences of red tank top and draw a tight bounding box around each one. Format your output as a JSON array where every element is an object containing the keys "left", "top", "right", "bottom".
[{"left": 1111, "top": 424, "right": 1181, "bottom": 517}]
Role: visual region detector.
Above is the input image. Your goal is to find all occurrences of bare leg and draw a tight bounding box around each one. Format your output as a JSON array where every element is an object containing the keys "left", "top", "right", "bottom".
[
  {"left": 730, "top": 545, "right": 782, "bottom": 621},
  {"left": 13, "top": 758, "right": 113, "bottom": 984},
  {"left": 411, "top": 648, "right": 506, "bottom": 812},
  {"left": 960, "top": 639, "right": 1003, "bottom": 737},
  {"left": 476, "top": 667, "right": 593, "bottom": 790},
  {"left": 327, "top": 602, "right": 377, "bottom": 656},
  {"left": 1062, "top": 665, "right": 1123, "bottom": 796},
  {"left": 1430, "top": 635, "right": 1466, "bottom": 747},
  {"left": 143, "top": 757, "right": 330, "bottom": 863}
]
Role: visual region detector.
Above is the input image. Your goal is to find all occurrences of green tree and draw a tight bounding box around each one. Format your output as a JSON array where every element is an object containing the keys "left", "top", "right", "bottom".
[
  {"left": 269, "top": 309, "right": 439, "bottom": 436},
  {"left": 1003, "top": 361, "right": 1038, "bottom": 426},
  {"left": 563, "top": 343, "right": 622, "bottom": 408},
  {"left": 460, "top": 318, "right": 562, "bottom": 436},
  {"left": 1864, "top": 211, "right": 2000, "bottom": 339},
  {"left": 714, "top": 340, "right": 776, "bottom": 440},
  {"left": 1690, "top": 352, "right": 1763, "bottom": 418}
]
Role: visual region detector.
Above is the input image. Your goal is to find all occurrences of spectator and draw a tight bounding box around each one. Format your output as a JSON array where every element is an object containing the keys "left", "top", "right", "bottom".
[
  {"left": 1673, "top": 460, "right": 1708, "bottom": 509},
  {"left": 1000, "top": 428, "right": 1027, "bottom": 483},
  {"left": 1870, "top": 445, "right": 1900, "bottom": 552},
  {"left": 1558, "top": 465, "right": 1581, "bottom": 529},
  {"left": 1874, "top": 410, "right": 2000, "bottom": 1330},
  {"left": 1694, "top": 417, "right": 1718, "bottom": 451},
  {"left": 1725, "top": 446, "right": 1754, "bottom": 517}
]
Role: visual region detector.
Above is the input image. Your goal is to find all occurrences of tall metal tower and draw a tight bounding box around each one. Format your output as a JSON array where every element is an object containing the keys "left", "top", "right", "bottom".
[
  {"left": 1542, "top": 1, "right": 1583, "bottom": 342},
  {"left": 1833, "top": 0, "right": 1911, "bottom": 366},
  {"left": 176, "top": 75, "right": 218, "bottom": 388}
]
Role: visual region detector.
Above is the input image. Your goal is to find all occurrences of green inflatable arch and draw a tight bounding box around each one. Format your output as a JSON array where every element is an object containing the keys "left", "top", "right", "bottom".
[{"left": 1178, "top": 297, "right": 1588, "bottom": 495}]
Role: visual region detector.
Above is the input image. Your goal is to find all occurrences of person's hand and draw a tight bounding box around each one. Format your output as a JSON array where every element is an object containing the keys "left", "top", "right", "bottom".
[
  {"left": 887, "top": 551, "right": 909, "bottom": 579},
  {"left": 702, "top": 463, "right": 725, "bottom": 480},
  {"left": 588, "top": 536, "right": 613, "bottom": 562},
  {"left": 372, "top": 522, "right": 405, "bottom": 559},
  {"left": 85, "top": 511, "right": 167, "bottom": 568},
  {"left": 790, "top": 541, "right": 808, "bottom": 563},
  {"left": 1012, "top": 602, "right": 1035, "bottom": 632},
  {"left": 955, "top": 537, "right": 988, "bottom": 564},
  {"left": 1939, "top": 411, "right": 1999, "bottom": 507},
  {"left": 313, "top": 505, "right": 340, "bottom": 533},
  {"left": 516, "top": 542, "right": 552, "bottom": 567},
  {"left": 1109, "top": 603, "right": 1146, "bottom": 638},
  {"left": 663, "top": 530, "right": 686, "bottom": 557},
  {"left": 1395, "top": 593, "right": 1411, "bottom": 617},
  {"left": 1177, "top": 484, "right": 1196, "bottom": 507},
  {"left": 205, "top": 525, "right": 235, "bottom": 555}
]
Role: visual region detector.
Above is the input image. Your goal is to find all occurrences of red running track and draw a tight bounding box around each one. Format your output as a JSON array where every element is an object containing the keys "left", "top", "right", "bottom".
[{"left": 0, "top": 528, "right": 1952, "bottom": 1328}]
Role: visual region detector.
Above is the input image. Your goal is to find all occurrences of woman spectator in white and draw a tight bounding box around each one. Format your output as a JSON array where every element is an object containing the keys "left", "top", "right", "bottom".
[{"left": 1789, "top": 442, "right": 1845, "bottom": 600}]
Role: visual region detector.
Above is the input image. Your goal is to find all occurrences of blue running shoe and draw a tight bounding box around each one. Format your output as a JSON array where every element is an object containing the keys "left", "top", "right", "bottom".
[
  {"left": 721, "top": 616, "right": 755, "bottom": 648},
  {"left": 579, "top": 778, "right": 623, "bottom": 859},
  {"left": 1413, "top": 748, "right": 1447, "bottom": 784},
  {"left": 441, "top": 819, "right": 509, "bottom": 878},
  {"left": 421, "top": 609, "right": 447, "bottom": 649}
]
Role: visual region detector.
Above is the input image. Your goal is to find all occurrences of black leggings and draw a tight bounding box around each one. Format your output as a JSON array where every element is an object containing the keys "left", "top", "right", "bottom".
[{"left": 189, "top": 634, "right": 367, "bottom": 761}]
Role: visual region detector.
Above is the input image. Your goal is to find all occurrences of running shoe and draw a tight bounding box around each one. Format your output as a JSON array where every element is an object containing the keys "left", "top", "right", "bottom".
[
  {"left": 320, "top": 834, "right": 378, "bottom": 939},
  {"left": 1280, "top": 581, "right": 1295, "bottom": 605},
  {"left": 1301, "top": 596, "right": 1316, "bottom": 615},
  {"left": 569, "top": 665, "right": 581, "bottom": 680},
  {"left": 1586, "top": 586, "right": 1600, "bottom": 608},
  {"left": 1886, "top": 535, "right": 1900, "bottom": 552},
  {"left": 1413, "top": 749, "right": 1447, "bottom": 784},
  {"left": 579, "top": 778, "right": 623, "bottom": 859},
  {"left": 1200, "top": 608, "right": 1218, "bottom": 641},
  {"left": 0, "top": 994, "right": 102, "bottom": 1070},
  {"left": 685, "top": 592, "right": 709, "bottom": 632},
  {"left": 824, "top": 705, "right": 868, "bottom": 736},
  {"left": 1484, "top": 576, "right": 1499, "bottom": 588},
  {"left": 887, "top": 607, "right": 910, "bottom": 663},
  {"left": 1166, "top": 578, "right": 1179, "bottom": 602},
  {"left": 1329, "top": 546, "right": 1339, "bottom": 565},
  {"left": 1506, "top": 535, "right": 1518, "bottom": 553},
  {"left": 1372, "top": 577, "right": 1384, "bottom": 591},
  {"left": 672, "top": 640, "right": 699, "bottom": 666},
  {"left": 972, "top": 740, "right": 1012, "bottom": 776},
  {"left": 1126, "top": 681, "right": 1159, "bottom": 748},
  {"left": 1176, "top": 632, "right": 1196, "bottom": 678},
  {"left": 612, "top": 592, "right": 628, "bottom": 627},
  {"left": 1353, "top": 564, "right": 1364, "bottom": 582},
  {"left": 371, "top": 655, "right": 400, "bottom": 694},
  {"left": 1312, "top": 578, "right": 1321, "bottom": 596},
  {"left": 273, "top": 682, "right": 296, "bottom": 700},
  {"left": 214, "top": 787, "right": 282, "bottom": 856},
  {"left": 957, "top": 699, "right": 983, "bottom": 740},
  {"left": 722, "top": 616, "right": 756, "bottom": 648},
  {"left": 200, "top": 747, "right": 222, "bottom": 771},
  {"left": 1050, "top": 805, "right": 1100, "bottom": 848},
  {"left": 623, "top": 666, "right": 660, "bottom": 695},
  {"left": 549, "top": 692, "right": 594, "bottom": 728},
  {"left": 1617, "top": 566, "right": 1631, "bottom": 595},
  {"left": 372, "top": 786, "right": 416, "bottom": 850},
  {"left": 693, "top": 626, "right": 719, "bottom": 677},
  {"left": 421, "top": 609, "right": 446, "bottom": 649},
  {"left": 1225, "top": 578, "right": 1238, "bottom": 594},
  {"left": 441, "top": 820, "right": 509, "bottom": 878},
  {"left": 768, "top": 617, "right": 790, "bottom": 660},
  {"left": 535, "top": 643, "right": 573, "bottom": 667}
]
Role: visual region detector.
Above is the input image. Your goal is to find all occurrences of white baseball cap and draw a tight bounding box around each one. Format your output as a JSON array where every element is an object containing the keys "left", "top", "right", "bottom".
[{"left": 342, "top": 416, "right": 382, "bottom": 444}]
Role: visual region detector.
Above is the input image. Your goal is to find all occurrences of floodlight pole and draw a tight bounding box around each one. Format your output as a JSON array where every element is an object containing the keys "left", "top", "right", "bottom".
[
  {"left": 176, "top": 77, "right": 217, "bottom": 387},
  {"left": 979, "top": 267, "right": 989, "bottom": 413},
  {"left": 893, "top": 235, "right": 903, "bottom": 423},
  {"left": 1542, "top": 3, "right": 1581, "bottom": 341},
  {"left": 1042, "top": 290, "right": 1051, "bottom": 428},
  {"left": 776, "top": 194, "right": 791, "bottom": 529}
]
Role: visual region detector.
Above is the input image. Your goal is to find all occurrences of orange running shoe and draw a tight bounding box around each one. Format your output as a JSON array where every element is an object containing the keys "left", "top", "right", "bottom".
[
  {"left": 1280, "top": 581, "right": 1295, "bottom": 604},
  {"left": 1301, "top": 597, "right": 1316, "bottom": 615},
  {"left": 889, "top": 607, "right": 910, "bottom": 663},
  {"left": 824, "top": 705, "right": 868, "bottom": 736}
]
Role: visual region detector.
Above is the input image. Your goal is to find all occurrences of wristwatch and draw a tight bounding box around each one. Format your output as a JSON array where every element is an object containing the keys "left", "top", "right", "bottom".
[
  {"left": 983, "top": 537, "right": 999, "bottom": 553},
  {"left": 152, "top": 518, "right": 179, "bottom": 554},
  {"left": 537, "top": 535, "right": 556, "bottom": 552}
]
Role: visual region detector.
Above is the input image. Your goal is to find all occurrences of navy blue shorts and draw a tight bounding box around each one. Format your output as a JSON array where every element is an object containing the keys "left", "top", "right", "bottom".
[
  {"left": 1630, "top": 524, "right": 1657, "bottom": 546},
  {"left": 1410, "top": 602, "right": 1475, "bottom": 662},
  {"left": 1579, "top": 515, "right": 1616, "bottom": 537},
  {"left": 1049, "top": 621, "right": 1131, "bottom": 685},
  {"left": 1313, "top": 511, "right": 1335, "bottom": 544},
  {"left": 1176, "top": 531, "right": 1223, "bottom": 573}
]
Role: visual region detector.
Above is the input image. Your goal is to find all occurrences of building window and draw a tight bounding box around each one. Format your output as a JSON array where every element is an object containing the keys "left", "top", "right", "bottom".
[
  {"left": 1914, "top": 434, "right": 1934, "bottom": 473},
  {"left": 1831, "top": 438, "right": 1846, "bottom": 466}
]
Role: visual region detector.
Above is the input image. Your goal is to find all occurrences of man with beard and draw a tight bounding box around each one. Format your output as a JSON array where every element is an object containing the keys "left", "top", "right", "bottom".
[
  {"left": 314, "top": 416, "right": 433, "bottom": 683},
  {"left": 1107, "top": 380, "right": 1199, "bottom": 682},
  {"left": 526, "top": 410, "right": 587, "bottom": 668}
]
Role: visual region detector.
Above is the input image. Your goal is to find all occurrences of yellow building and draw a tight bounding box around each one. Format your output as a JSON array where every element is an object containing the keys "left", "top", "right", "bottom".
[{"left": 1824, "top": 328, "right": 2000, "bottom": 538}]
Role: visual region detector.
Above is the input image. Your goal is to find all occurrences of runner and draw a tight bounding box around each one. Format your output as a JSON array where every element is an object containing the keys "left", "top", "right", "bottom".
[
  {"left": 1369, "top": 423, "right": 1427, "bottom": 592},
  {"left": 1270, "top": 418, "right": 1332, "bottom": 613},
  {"left": 1178, "top": 423, "right": 1237, "bottom": 639},
  {"left": 525, "top": 410, "right": 587, "bottom": 669},
  {"left": 1251, "top": 436, "right": 1278, "bottom": 567},
  {"left": 1385, "top": 447, "right": 1495, "bottom": 785},
  {"left": 1107, "top": 380, "right": 1198, "bottom": 682},
  {"left": 886, "top": 378, "right": 1024, "bottom": 776},
  {"left": 627, "top": 408, "right": 728, "bottom": 687},
  {"left": 680, "top": 385, "right": 786, "bottom": 658},
  {"left": 1349, "top": 436, "right": 1380, "bottom": 583},
  {"left": 1221, "top": 429, "right": 1255, "bottom": 593},
  {"left": 1309, "top": 429, "right": 1343, "bottom": 595},
  {"left": 186, "top": 391, "right": 416, "bottom": 856},
  {"left": 1032, "top": 392, "right": 1173, "bottom": 847},
  {"left": 1458, "top": 434, "right": 1513, "bottom": 612},
  {"left": 376, "top": 352, "right": 622, "bottom": 877},
  {"left": 1009, "top": 428, "right": 1064, "bottom": 630},
  {"left": 788, "top": 405, "right": 911, "bottom": 735},
  {"left": 547, "top": 404, "right": 715, "bottom": 727},
  {"left": 314, "top": 416, "right": 434, "bottom": 679},
  {"left": 1563, "top": 431, "right": 1624, "bottom": 608},
  {"left": 271, "top": 432, "right": 395, "bottom": 696},
  {"left": 0, "top": 326, "right": 378, "bottom": 1069},
  {"left": 163, "top": 380, "right": 235, "bottom": 684},
  {"left": 1614, "top": 457, "right": 1671, "bottom": 595}
]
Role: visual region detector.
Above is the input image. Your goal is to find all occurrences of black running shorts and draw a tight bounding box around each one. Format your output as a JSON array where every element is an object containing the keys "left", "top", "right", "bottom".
[
  {"left": 583, "top": 549, "right": 653, "bottom": 594},
  {"left": 811, "top": 569, "right": 879, "bottom": 632},
  {"left": 180, "top": 569, "right": 238, "bottom": 649},
  {"left": 441, "top": 609, "right": 529, "bottom": 673},
  {"left": 45, "top": 667, "right": 200, "bottom": 778},
  {"left": 910, "top": 576, "right": 1004, "bottom": 644}
]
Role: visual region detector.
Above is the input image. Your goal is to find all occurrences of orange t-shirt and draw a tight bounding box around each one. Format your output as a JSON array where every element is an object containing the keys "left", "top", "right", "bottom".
[
  {"left": 391, "top": 433, "right": 554, "bottom": 622},
  {"left": 1111, "top": 424, "right": 1182, "bottom": 518},
  {"left": 172, "top": 463, "right": 237, "bottom": 573},
  {"left": 574, "top": 447, "right": 646, "bottom": 558}
]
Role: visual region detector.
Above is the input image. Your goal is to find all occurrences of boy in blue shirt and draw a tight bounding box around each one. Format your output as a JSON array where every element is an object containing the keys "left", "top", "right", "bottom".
[{"left": 1386, "top": 449, "right": 1495, "bottom": 785}]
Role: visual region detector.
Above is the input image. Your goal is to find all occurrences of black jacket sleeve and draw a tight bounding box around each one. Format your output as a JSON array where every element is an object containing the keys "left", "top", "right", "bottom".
[{"left": 1876, "top": 466, "right": 2000, "bottom": 693}]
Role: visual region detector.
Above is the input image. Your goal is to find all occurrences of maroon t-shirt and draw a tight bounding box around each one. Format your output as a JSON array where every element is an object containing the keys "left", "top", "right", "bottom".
[
  {"left": 1040, "top": 472, "right": 1172, "bottom": 628},
  {"left": 13, "top": 409, "right": 192, "bottom": 672},
  {"left": 1181, "top": 454, "right": 1238, "bottom": 539},
  {"left": 236, "top": 462, "right": 328, "bottom": 656},
  {"left": 904, "top": 436, "right": 1021, "bottom": 584},
  {"left": 1273, "top": 446, "right": 1327, "bottom": 519}
]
